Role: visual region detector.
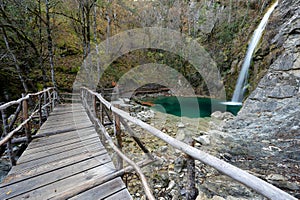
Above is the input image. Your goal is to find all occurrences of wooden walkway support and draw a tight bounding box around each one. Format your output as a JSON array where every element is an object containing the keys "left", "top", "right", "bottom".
[{"left": 0, "top": 103, "right": 132, "bottom": 200}]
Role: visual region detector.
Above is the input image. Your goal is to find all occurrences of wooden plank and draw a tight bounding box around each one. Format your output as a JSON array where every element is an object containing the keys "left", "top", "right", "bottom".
[
  {"left": 47, "top": 111, "right": 88, "bottom": 119},
  {"left": 39, "top": 121, "right": 92, "bottom": 131},
  {"left": 51, "top": 106, "right": 84, "bottom": 111},
  {"left": 28, "top": 129, "right": 97, "bottom": 148},
  {"left": 10, "top": 143, "right": 104, "bottom": 173},
  {"left": 48, "top": 110, "right": 86, "bottom": 116},
  {"left": 1, "top": 155, "right": 113, "bottom": 199},
  {"left": 43, "top": 116, "right": 90, "bottom": 125},
  {"left": 23, "top": 131, "right": 98, "bottom": 155},
  {"left": 105, "top": 188, "right": 133, "bottom": 200},
  {"left": 40, "top": 119, "right": 92, "bottom": 128},
  {"left": 17, "top": 140, "right": 101, "bottom": 165},
  {"left": 52, "top": 104, "right": 82, "bottom": 110},
  {"left": 19, "top": 137, "right": 100, "bottom": 163},
  {"left": 38, "top": 124, "right": 94, "bottom": 135},
  {"left": 9, "top": 163, "right": 116, "bottom": 200},
  {"left": 43, "top": 114, "right": 89, "bottom": 123},
  {"left": 1, "top": 150, "right": 107, "bottom": 187},
  {"left": 39, "top": 118, "right": 91, "bottom": 128},
  {"left": 69, "top": 177, "right": 128, "bottom": 200},
  {"left": 28, "top": 127, "right": 96, "bottom": 149},
  {"left": 1, "top": 103, "right": 132, "bottom": 200},
  {"left": 48, "top": 110, "right": 87, "bottom": 116},
  {"left": 39, "top": 121, "right": 92, "bottom": 132},
  {"left": 22, "top": 134, "right": 99, "bottom": 156},
  {"left": 48, "top": 159, "right": 153, "bottom": 200}
]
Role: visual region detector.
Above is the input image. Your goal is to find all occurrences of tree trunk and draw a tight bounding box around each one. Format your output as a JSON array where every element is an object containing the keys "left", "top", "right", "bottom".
[
  {"left": 39, "top": 0, "right": 48, "bottom": 84},
  {"left": 93, "top": 5, "right": 101, "bottom": 83},
  {"left": 228, "top": 0, "right": 233, "bottom": 23},
  {"left": 46, "top": 0, "right": 57, "bottom": 88},
  {"left": 85, "top": 0, "right": 91, "bottom": 55},
  {"left": 80, "top": 0, "right": 87, "bottom": 58},
  {"left": 185, "top": 140, "right": 199, "bottom": 200},
  {"left": 2, "top": 27, "right": 29, "bottom": 93},
  {"left": 105, "top": 15, "right": 110, "bottom": 52}
]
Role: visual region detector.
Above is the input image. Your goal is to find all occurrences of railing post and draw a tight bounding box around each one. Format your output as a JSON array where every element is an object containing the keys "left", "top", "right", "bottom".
[
  {"left": 22, "top": 94, "right": 31, "bottom": 144},
  {"left": 114, "top": 104, "right": 123, "bottom": 170},
  {"left": 38, "top": 94, "right": 42, "bottom": 127},
  {"left": 181, "top": 125, "right": 198, "bottom": 200},
  {"left": 43, "top": 91, "right": 49, "bottom": 117},
  {"left": 1, "top": 109, "right": 16, "bottom": 166},
  {"left": 93, "top": 95, "right": 97, "bottom": 117},
  {"left": 185, "top": 142, "right": 198, "bottom": 200},
  {"left": 52, "top": 89, "right": 55, "bottom": 109},
  {"left": 84, "top": 90, "right": 87, "bottom": 108},
  {"left": 86, "top": 90, "right": 89, "bottom": 107},
  {"left": 100, "top": 102, "right": 104, "bottom": 125},
  {"left": 48, "top": 90, "right": 52, "bottom": 112}
]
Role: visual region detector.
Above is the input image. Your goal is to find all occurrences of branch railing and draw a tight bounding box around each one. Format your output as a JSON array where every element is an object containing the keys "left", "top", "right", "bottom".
[
  {"left": 0, "top": 87, "right": 58, "bottom": 166},
  {"left": 80, "top": 87, "right": 297, "bottom": 200},
  {"left": 81, "top": 87, "right": 156, "bottom": 199}
]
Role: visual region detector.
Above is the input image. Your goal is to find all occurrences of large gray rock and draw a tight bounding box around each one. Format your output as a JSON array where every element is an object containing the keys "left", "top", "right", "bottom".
[{"left": 221, "top": 0, "right": 300, "bottom": 198}]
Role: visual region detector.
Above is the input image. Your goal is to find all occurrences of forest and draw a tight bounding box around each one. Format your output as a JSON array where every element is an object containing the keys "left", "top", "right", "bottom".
[
  {"left": 1, "top": 0, "right": 299, "bottom": 199},
  {"left": 0, "top": 0, "right": 272, "bottom": 102}
]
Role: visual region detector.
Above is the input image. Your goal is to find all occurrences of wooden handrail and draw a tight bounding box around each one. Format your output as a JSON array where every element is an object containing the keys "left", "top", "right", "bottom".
[
  {"left": 0, "top": 87, "right": 55, "bottom": 111},
  {"left": 81, "top": 87, "right": 296, "bottom": 200},
  {"left": 0, "top": 107, "right": 39, "bottom": 146},
  {"left": 0, "top": 103, "right": 52, "bottom": 146},
  {"left": 82, "top": 93, "right": 155, "bottom": 200},
  {"left": 0, "top": 88, "right": 57, "bottom": 148}
]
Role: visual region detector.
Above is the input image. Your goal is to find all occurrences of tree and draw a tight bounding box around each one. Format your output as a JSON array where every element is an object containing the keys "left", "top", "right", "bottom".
[
  {"left": 2, "top": 27, "right": 29, "bottom": 93},
  {"left": 45, "top": 0, "right": 56, "bottom": 88}
]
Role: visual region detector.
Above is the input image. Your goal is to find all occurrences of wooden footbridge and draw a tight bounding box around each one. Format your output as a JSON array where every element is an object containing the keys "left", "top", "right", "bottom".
[{"left": 0, "top": 88, "right": 297, "bottom": 200}]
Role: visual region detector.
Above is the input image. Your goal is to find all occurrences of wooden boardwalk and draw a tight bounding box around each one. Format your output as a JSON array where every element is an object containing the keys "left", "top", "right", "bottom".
[{"left": 0, "top": 103, "right": 132, "bottom": 200}]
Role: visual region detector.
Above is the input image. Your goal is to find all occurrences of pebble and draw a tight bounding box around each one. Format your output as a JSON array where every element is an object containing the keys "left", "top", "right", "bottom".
[
  {"left": 220, "top": 152, "right": 233, "bottom": 161},
  {"left": 177, "top": 122, "right": 185, "bottom": 128},
  {"left": 159, "top": 146, "right": 168, "bottom": 152},
  {"left": 166, "top": 180, "right": 176, "bottom": 190},
  {"left": 211, "top": 111, "right": 223, "bottom": 119},
  {"left": 195, "top": 143, "right": 202, "bottom": 147},
  {"left": 291, "top": 125, "right": 299, "bottom": 132},
  {"left": 196, "top": 191, "right": 208, "bottom": 200},
  {"left": 266, "top": 174, "right": 286, "bottom": 181},
  {"left": 153, "top": 157, "right": 164, "bottom": 166},
  {"left": 154, "top": 184, "right": 163, "bottom": 189},
  {"left": 194, "top": 135, "right": 211, "bottom": 145},
  {"left": 168, "top": 171, "right": 176, "bottom": 176},
  {"left": 212, "top": 196, "right": 225, "bottom": 200},
  {"left": 285, "top": 181, "right": 300, "bottom": 190},
  {"left": 199, "top": 130, "right": 208, "bottom": 135}
]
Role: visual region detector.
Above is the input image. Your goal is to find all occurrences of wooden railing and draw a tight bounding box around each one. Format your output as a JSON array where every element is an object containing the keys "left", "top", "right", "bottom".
[
  {"left": 0, "top": 87, "right": 58, "bottom": 166},
  {"left": 80, "top": 87, "right": 297, "bottom": 200}
]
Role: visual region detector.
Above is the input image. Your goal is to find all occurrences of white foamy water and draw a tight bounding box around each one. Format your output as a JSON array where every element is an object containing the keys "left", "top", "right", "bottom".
[{"left": 232, "top": 1, "right": 278, "bottom": 102}]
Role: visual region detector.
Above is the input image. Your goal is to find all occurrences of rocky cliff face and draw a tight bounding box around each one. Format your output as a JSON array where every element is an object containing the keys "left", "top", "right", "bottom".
[
  {"left": 234, "top": 0, "right": 300, "bottom": 132},
  {"left": 223, "top": 0, "right": 300, "bottom": 198}
]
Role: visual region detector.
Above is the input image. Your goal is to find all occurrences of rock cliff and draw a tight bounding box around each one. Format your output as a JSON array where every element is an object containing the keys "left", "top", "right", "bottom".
[{"left": 223, "top": 0, "right": 300, "bottom": 198}]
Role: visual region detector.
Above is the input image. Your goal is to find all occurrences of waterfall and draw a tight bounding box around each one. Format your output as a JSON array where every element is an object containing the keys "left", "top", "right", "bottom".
[{"left": 231, "top": 1, "right": 278, "bottom": 103}]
